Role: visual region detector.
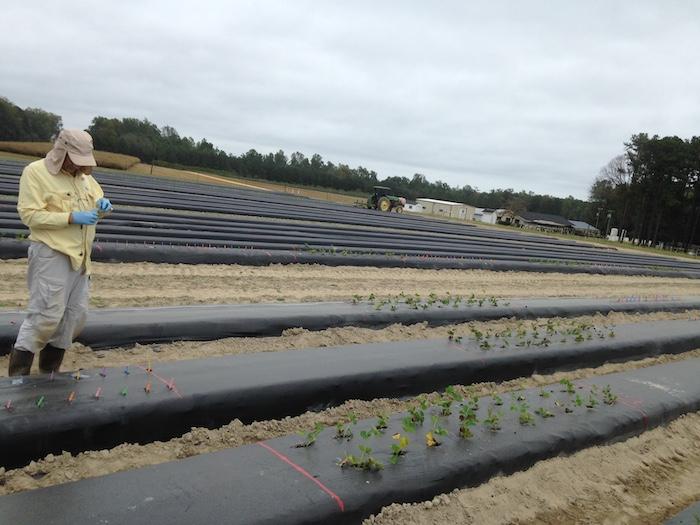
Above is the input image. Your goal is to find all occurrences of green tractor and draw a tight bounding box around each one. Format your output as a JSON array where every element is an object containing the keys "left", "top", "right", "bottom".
[{"left": 367, "top": 186, "right": 406, "bottom": 213}]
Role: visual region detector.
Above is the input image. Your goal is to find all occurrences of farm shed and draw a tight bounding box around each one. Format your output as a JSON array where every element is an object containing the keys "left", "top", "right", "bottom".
[
  {"left": 570, "top": 220, "right": 600, "bottom": 237},
  {"left": 416, "top": 198, "right": 475, "bottom": 220},
  {"left": 474, "top": 208, "right": 514, "bottom": 225},
  {"left": 515, "top": 211, "right": 573, "bottom": 233}
]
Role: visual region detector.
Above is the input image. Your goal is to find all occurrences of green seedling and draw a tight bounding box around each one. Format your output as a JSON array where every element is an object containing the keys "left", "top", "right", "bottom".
[
  {"left": 519, "top": 409, "right": 536, "bottom": 426},
  {"left": 438, "top": 397, "right": 453, "bottom": 416},
  {"left": 468, "top": 325, "right": 483, "bottom": 341},
  {"left": 586, "top": 393, "right": 599, "bottom": 409},
  {"left": 458, "top": 403, "right": 478, "bottom": 438},
  {"left": 483, "top": 407, "right": 502, "bottom": 432},
  {"left": 334, "top": 413, "right": 358, "bottom": 440},
  {"left": 539, "top": 389, "right": 551, "bottom": 398},
  {"left": 375, "top": 414, "right": 389, "bottom": 432},
  {"left": 603, "top": 385, "right": 618, "bottom": 405},
  {"left": 360, "top": 428, "right": 381, "bottom": 440},
  {"left": 296, "top": 422, "right": 324, "bottom": 448},
  {"left": 467, "top": 293, "right": 477, "bottom": 305},
  {"left": 408, "top": 406, "right": 425, "bottom": 426},
  {"left": 430, "top": 415, "right": 448, "bottom": 437},
  {"left": 492, "top": 393, "right": 503, "bottom": 406},
  {"left": 447, "top": 328, "right": 455, "bottom": 341},
  {"left": 339, "top": 444, "right": 383, "bottom": 471},
  {"left": 351, "top": 294, "right": 363, "bottom": 304},
  {"left": 389, "top": 433, "right": 410, "bottom": 464},
  {"left": 559, "top": 379, "right": 576, "bottom": 395},
  {"left": 535, "top": 407, "right": 555, "bottom": 418},
  {"left": 479, "top": 340, "right": 492, "bottom": 350},
  {"left": 574, "top": 394, "right": 584, "bottom": 407},
  {"left": 444, "top": 385, "right": 463, "bottom": 402}
]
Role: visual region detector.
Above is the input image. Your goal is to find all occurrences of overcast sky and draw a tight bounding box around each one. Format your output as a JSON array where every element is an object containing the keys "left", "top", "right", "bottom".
[{"left": 2, "top": 1, "right": 700, "bottom": 199}]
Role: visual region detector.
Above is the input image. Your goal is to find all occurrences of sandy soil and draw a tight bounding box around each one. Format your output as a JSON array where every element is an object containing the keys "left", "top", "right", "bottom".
[
  {"left": 2, "top": 259, "right": 699, "bottom": 309},
  {"left": 365, "top": 411, "right": 700, "bottom": 525},
  {"left": 1, "top": 348, "right": 698, "bottom": 497},
  {"left": 1, "top": 310, "right": 697, "bottom": 377}
]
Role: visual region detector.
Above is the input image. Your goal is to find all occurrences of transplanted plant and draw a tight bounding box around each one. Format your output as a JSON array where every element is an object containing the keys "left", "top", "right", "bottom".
[
  {"left": 458, "top": 403, "right": 478, "bottom": 438},
  {"left": 296, "top": 422, "right": 324, "bottom": 447},
  {"left": 535, "top": 407, "right": 555, "bottom": 418},
  {"left": 483, "top": 407, "right": 503, "bottom": 432},
  {"left": 559, "top": 378, "right": 576, "bottom": 395},
  {"left": 425, "top": 415, "right": 448, "bottom": 447},
  {"left": 389, "top": 433, "right": 410, "bottom": 464},
  {"left": 334, "top": 413, "right": 358, "bottom": 440},
  {"left": 338, "top": 444, "right": 384, "bottom": 471},
  {"left": 602, "top": 385, "right": 618, "bottom": 405}
]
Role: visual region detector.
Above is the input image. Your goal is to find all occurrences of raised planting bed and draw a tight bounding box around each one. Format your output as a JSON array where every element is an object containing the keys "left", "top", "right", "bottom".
[
  {"left": 0, "top": 358, "right": 698, "bottom": 524},
  {"left": 1, "top": 294, "right": 698, "bottom": 354},
  {"left": 2, "top": 238, "right": 699, "bottom": 278},
  {"left": 0, "top": 319, "right": 699, "bottom": 468}
]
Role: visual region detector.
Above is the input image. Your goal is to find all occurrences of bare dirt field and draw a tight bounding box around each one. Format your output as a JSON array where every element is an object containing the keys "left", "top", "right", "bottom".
[{"left": 2, "top": 259, "right": 699, "bottom": 309}]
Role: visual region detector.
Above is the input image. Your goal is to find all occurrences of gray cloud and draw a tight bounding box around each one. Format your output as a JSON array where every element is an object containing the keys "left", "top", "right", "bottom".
[{"left": 2, "top": 1, "right": 700, "bottom": 199}]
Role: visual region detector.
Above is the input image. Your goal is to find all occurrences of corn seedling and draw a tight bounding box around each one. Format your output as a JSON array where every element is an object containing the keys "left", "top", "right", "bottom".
[
  {"left": 390, "top": 433, "right": 410, "bottom": 464},
  {"left": 295, "top": 422, "right": 324, "bottom": 448}
]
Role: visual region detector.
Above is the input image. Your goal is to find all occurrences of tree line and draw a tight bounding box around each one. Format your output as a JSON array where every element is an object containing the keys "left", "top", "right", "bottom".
[
  {"left": 591, "top": 133, "right": 700, "bottom": 249},
  {"left": 0, "top": 95, "right": 595, "bottom": 222},
  {"left": 0, "top": 97, "right": 62, "bottom": 142}
]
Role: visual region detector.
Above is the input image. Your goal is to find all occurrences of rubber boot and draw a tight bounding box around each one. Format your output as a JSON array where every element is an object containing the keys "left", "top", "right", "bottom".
[
  {"left": 8, "top": 348, "right": 34, "bottom": 376},
  {"left": 38, "top": 344, "right": 66, "bottom": 374}
]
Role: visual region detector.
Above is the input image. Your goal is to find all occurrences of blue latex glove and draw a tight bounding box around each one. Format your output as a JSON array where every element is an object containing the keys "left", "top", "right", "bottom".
[
  {"left": 96, "top": 198, "right": 113, "bottom": 213},
  {"left": 71, "top": 210, "right": 99, "bottom": 225}
]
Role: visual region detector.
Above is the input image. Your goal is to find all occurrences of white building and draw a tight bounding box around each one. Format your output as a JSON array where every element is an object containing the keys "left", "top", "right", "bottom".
[
  {"left": 416, "top": 198, "right": 475, "bottom": 221},
  {"left": 474, "top": 208, "right": 514, "bottom": 225}
]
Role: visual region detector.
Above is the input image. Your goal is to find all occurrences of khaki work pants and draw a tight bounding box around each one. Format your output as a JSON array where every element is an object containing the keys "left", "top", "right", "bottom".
[{"left": 14, "top": 242, "right": 90, "bottom": 354}]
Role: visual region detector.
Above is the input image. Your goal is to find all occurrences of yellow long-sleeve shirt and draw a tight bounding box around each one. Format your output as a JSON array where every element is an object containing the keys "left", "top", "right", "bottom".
[{"left": 17, "top": 159, "right": 104, "bottom": 274}]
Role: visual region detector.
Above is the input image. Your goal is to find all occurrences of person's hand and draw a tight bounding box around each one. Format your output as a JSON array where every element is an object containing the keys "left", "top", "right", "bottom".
[
  {"left": 70, "top": 210, "right": 99, "bottom": 225},
  {"left": 96, "top": 198, "right": 113, "bottom": 213}
]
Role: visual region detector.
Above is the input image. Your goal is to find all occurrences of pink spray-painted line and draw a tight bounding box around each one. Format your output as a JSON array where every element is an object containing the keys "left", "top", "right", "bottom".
[{"left": 257, "top": 441, "right": 345, "bottom": 513}]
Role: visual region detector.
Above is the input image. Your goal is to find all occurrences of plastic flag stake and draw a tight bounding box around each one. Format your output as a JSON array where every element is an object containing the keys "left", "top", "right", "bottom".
[
  {"left": 94, "top": 387, "right": 102, "bottom": 399},
  {"left": 146, "top": 357, "right": 152, "bottom": 374},
  {"left": 144, "top": 381, "right": 151, "bottom": 394},
  {"left": 4, "top": 400, "right": 12, "bottom": 412},
  {"left": 74, "top": 370, "right": 81, "bottom": 381},
  {"left": 124, "top": 366, "right": 130, "bottom": 375},
  {"left": 120, "top": 387, "right": 128, "bottom": 396},
  {"left": 67, "top": 391, "right": 76, "bottom": 403},
  {"left": 49, "top": 371, "right": 54, "bottom": 381},
  {"left": 166, "top": 378, "right": 175, "bottom": 391},
  {"left": 99, "top": 368, "right": 106, "bottom": 378},
  {"left": 36, "top": 396, "right": 45, "bottom": 408}
]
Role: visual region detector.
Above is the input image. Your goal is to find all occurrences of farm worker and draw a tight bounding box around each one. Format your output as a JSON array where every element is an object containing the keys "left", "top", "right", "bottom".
[{"left": 8, "top": 129, "right": 112, "bottom": 376}]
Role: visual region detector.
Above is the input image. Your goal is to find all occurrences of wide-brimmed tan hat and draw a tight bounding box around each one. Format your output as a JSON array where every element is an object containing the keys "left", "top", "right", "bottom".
[{"left": 44, "top": 129, "right": 97, "bottom": 175}]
